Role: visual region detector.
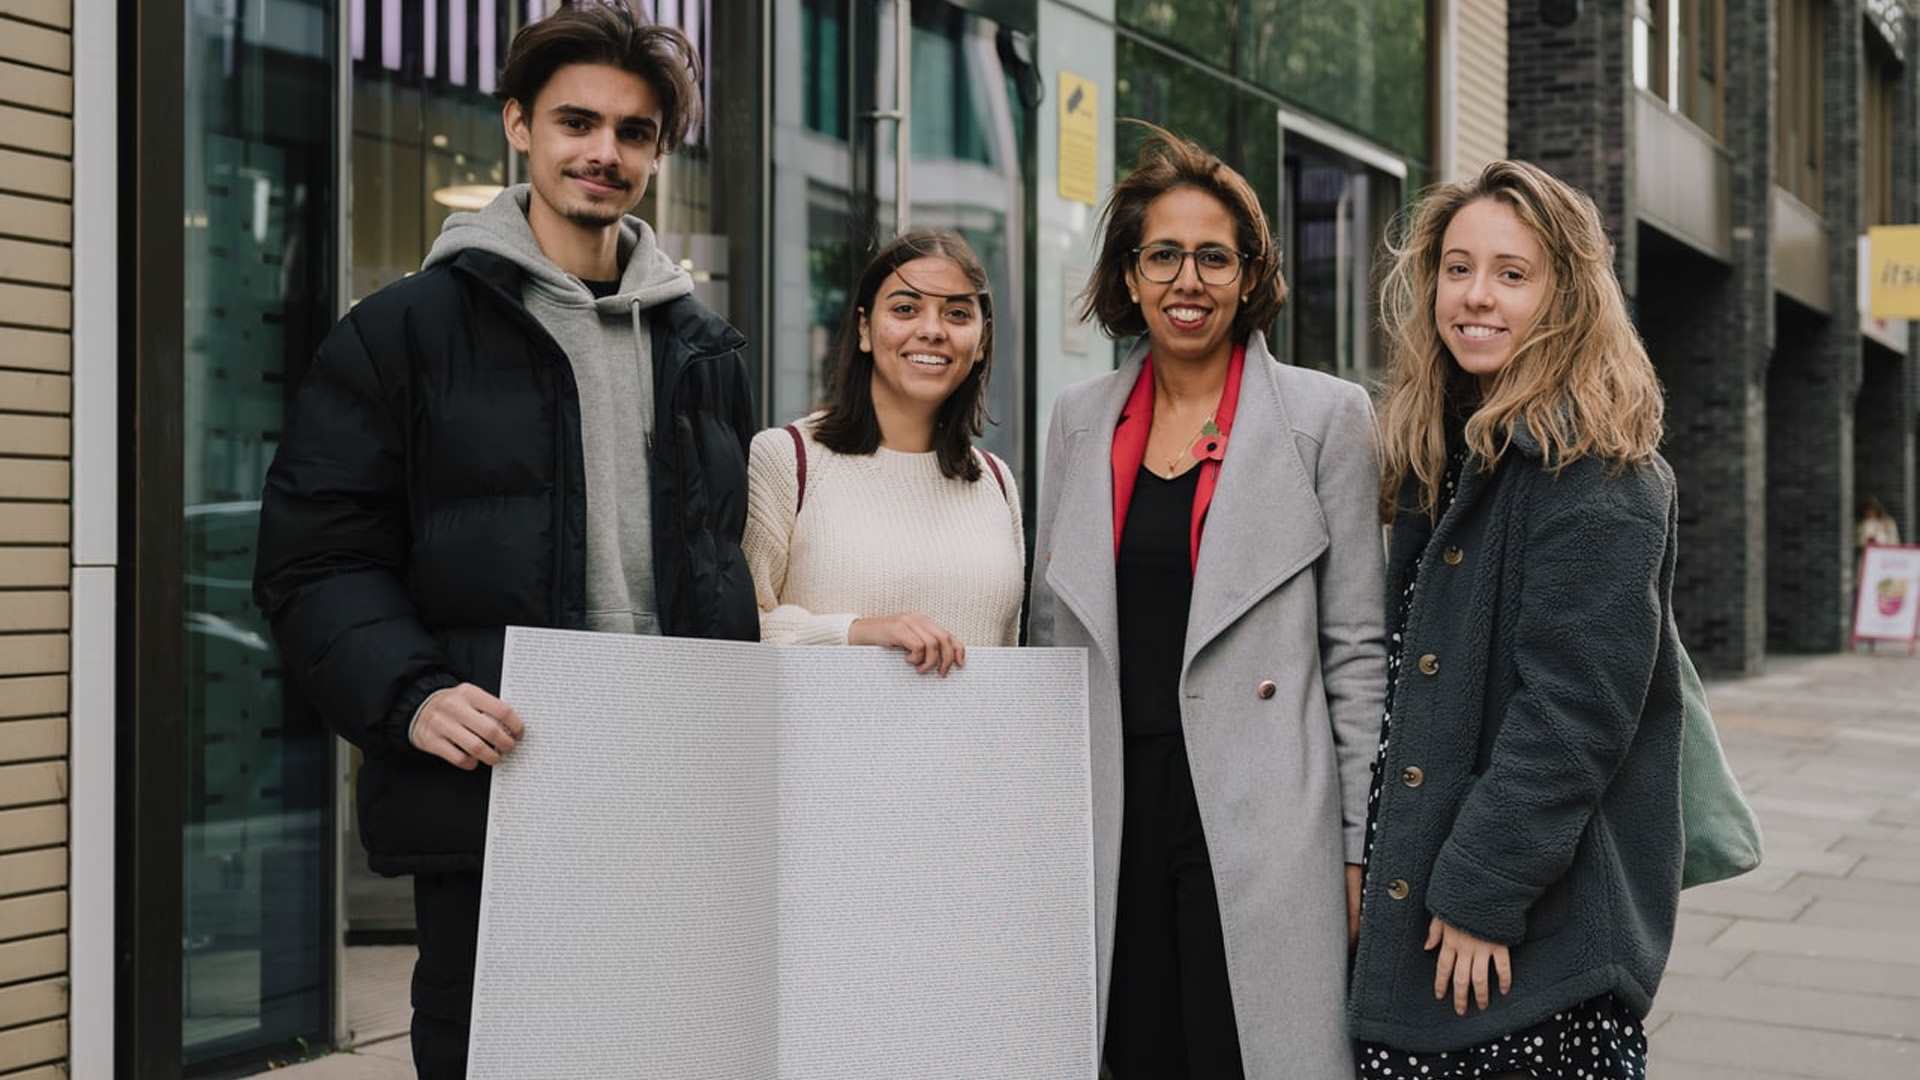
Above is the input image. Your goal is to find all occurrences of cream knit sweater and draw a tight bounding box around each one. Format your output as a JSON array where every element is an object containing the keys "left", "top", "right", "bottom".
[{"left": 744, "top": 417, "right": 1026, "bottom": 647}]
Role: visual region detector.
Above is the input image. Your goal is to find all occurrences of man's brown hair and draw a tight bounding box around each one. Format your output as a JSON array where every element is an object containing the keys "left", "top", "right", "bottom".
[
  {"left": 497, "top": 1, "right": 703, "bottom": 154},
  {"left": 1078, "top": 120, "right": 1287, "bottom": 342}
]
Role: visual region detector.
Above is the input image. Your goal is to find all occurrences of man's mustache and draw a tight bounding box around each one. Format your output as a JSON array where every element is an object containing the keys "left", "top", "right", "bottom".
[{"left": 563, "top": 167, "right": 630, "bottom": 190}]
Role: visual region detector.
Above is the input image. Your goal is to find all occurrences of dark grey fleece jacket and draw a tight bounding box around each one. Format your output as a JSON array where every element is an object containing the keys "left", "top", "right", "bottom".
[{"left": 1348, "top": 424, "right": 1685, "bottom": 1053}]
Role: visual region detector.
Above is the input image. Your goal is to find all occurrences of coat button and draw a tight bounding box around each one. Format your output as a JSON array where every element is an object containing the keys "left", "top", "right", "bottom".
[
  {"left": 1387, "top": 879, "right": 1411, "bottom": 901},
  {"left": 1443, "top": 546, "right": 1464, "bottom": 566},
  {"left": 1418, "top": 653, "right": 1439, "bottom": 676},
  {"left": 1256, "top": 679, "right": 1277, "bottom": 700},
  {"left": 1401, "top": 766, "right": 1424, "bottom": 788}
]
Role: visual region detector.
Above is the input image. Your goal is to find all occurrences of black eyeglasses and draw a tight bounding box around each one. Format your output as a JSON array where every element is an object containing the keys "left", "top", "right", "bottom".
[{"left": 1132, "top": 244, "right": 1249, "bottom": 286}]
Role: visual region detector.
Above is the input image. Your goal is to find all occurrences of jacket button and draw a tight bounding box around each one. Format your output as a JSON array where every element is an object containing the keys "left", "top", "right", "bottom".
[
  {"left": 1256, "top": 679, "right": 1277, "bottom": 700},
  {"left": 1418, "top": 653, "right": 1439, "bottom": 676},
  {"left": 1401, "top": 766, "right": 1424, "bottom": 788},
  {"left": 1443, "top": 546, "right": 1464, "bottom": 566},
  {"left": 1387, "top": 879, "right": 1411, "bottom": 901}
]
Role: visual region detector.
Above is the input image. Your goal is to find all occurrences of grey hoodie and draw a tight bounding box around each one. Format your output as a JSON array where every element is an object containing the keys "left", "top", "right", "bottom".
[{"left": 423, "top": 184, "right": 694, "bottom": 636}]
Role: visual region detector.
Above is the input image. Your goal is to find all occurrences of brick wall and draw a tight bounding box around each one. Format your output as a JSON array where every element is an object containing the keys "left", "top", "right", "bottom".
[
  {"left": 1897, "top": 7, "right": 1920, "bottom": 539},
  {"left": 0, "top": 0, "right": 71, "bottom": 1075},
  {"left": 1513, "top": 0, "right": 1775, "bottom": 673},
  {"left": 1766, "top": 0, "right": 1866, "bottom": 654},
  {"left": 1506, "top": 0, "right": 1635, "bottom": 288},
  {"left": 1642, "top": 0, "right": 1776, "bottom": 675}
]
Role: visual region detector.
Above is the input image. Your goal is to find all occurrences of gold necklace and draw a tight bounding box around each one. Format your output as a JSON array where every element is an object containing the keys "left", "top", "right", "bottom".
[{"left": 1162, "top": 413, "right": 1218, "bottom": 477}]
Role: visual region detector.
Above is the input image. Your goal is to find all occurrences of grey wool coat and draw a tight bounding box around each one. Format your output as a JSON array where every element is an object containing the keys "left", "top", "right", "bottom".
[
  {"left": 1346, "top": 423, "right": 1685, "bottom": 1053},
  {"left": 1027, "top": 332, "right": 1388, "bottom": 1078}
]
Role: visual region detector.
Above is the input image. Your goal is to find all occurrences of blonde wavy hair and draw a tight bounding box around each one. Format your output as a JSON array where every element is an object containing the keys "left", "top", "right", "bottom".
[{"left": 1376, "top": 159, "right": 1664, "bottom": 521}]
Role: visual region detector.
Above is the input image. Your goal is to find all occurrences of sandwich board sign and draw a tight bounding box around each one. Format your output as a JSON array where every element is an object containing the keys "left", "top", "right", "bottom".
[{"left": 1851, "top": 544, "right": 1920, "bottom": 651}]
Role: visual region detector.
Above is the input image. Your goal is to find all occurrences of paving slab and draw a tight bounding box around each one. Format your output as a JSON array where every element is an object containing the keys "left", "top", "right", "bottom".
[
  {"left": 1672, "top": 912, "right": 1735, "bottom": 945},
  {"left": 1740, "top": 845, "right": 1861, "bottom": 877},
  {"left": 1652, "top": 972, "right": 1920, "bottom": 1040},
  {"left": 1794, "top": 897, "right": 1920, "bottom": 933},
  {"left": 1663, "top": 942, "right": 1751, "bottom": 979},
  {"left": 1775, "top": 871, "right": 1920, "bottom": 909},
  {"left": 1677, "top": 881, "right": 1813, "bottom": 922},
  {"left": 1851, "top": 856, "right": 1920, "bottom": 885},
  {"left": 1713, "top": 918, "right": 1920, "bottom": 965},
  {"left": 1648, "top": 1014, "right": 1919, "bottom": 1079},
  {"left": 1639, "top": 1059, "right": 1822, "bottom": 1080},
  {"left": 1730, "top": 952, "right": 1920, "bottom": 999},
  {"left": 1828, "top": 832, "right": 1920, "bottom": 856}
]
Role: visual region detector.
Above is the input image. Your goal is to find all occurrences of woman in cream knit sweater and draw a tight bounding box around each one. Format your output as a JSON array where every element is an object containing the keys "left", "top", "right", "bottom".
[{"left": 744, "top": 230, "right": 1024, "bottom": 673}]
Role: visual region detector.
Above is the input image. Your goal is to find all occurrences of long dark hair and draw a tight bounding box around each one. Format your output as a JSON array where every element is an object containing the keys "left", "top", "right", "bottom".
[{"left": 814, "top": 229, "right": 995, "bottom": 482}]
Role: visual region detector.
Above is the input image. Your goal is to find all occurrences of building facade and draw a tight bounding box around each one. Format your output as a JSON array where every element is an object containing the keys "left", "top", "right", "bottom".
[
  {"left": 1511, "top": 0, "right": 1920, "bottom": 675},
  {"left": 0, "top": 0, "right": 1513, "bottom": 1075}
]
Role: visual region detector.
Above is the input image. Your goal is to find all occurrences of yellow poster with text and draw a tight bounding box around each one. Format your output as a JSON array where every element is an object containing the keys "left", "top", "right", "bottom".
[
  {"left": 1869, "top": 225, "right": 1920, "bottom": 319},
  {"left": 1058, "top": 72, "right": 1099, "bottom": 206}
]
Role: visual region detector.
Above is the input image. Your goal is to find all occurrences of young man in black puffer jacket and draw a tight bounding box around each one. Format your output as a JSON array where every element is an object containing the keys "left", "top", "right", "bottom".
[{"left": 252, "top": 7, "right": 755, "bottom": 1076}]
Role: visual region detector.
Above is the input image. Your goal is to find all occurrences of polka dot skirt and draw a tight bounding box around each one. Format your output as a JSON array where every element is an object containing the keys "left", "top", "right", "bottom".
[
  {"left": 1355, "top": 1001, "right": 1648, "bottom": 1079},
  {"left": 1356, "top": 450, "right": 1648, "bottom": 1080}
]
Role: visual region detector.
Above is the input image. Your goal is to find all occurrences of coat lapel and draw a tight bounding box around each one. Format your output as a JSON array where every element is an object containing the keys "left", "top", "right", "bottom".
[
  {"left": 1183, "top": 334, "right": 1332, "bottom": 666},
  {"left": 1042, "top": 343, "right": 1148, "bottom": 676}
]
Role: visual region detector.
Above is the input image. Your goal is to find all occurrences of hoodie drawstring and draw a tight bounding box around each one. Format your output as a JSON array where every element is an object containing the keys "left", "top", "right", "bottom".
[{"left": 631, "top": 300, "right": 654, "bottom": 452}]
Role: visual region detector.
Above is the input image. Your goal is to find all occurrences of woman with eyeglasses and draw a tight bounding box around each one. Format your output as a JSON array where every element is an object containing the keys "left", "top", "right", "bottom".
[
  {"left": 744, "top": 229, "right": 1023, "bottom": 673},
  {"left": 1027, "top": 123, "right": 1387, "bottom": 1077}
]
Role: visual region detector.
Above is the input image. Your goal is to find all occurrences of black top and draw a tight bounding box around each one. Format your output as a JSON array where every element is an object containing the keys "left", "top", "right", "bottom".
[
  {"left": 584, "top": 278, "right": 621, "bottom": 299},
  {"left": 1116, "top": 465, "right": 1200, "bottom": 736}
]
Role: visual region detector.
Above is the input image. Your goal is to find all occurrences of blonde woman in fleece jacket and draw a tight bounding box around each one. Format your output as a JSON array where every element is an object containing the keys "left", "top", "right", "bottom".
[
  {"left": 1350, "top": 160, "right": 1683, "bottom": 1080},
  {"left": 744, "top": 230, "right": 1023, "bottom": 674}
]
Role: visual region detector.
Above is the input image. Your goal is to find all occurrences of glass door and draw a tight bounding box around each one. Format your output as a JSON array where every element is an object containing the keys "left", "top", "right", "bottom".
[
  {"left": 771, "top": 0, "right": 1034, "bottom": 474},
  {"left": 1275, "top": 116, "right": 1402, "bottom": 384}
]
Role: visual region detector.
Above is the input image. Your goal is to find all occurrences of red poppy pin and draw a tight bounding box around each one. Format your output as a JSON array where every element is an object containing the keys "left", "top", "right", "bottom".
[{"left": 1190, "top": 419, "right": 1226, "bottom": 462}]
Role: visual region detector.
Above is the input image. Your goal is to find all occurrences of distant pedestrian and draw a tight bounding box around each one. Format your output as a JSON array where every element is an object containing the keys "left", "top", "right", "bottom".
[
  {"left": 1858, "top": 495, "right": 1901, "bottom": 551},
  {"left": 744, "top": 229, "right": 1024, "bottom": 671},
  {"left": 1350, "top": 160, "right": 1685, "bottom": 1080}
]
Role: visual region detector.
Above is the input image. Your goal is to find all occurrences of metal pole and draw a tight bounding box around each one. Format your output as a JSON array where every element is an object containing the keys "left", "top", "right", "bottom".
[{"left": 895, "top": 0, "right": 910, "bottom": 233}]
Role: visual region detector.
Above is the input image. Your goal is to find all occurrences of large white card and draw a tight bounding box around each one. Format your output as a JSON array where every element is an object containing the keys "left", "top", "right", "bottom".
[{"left": 467, "top": 628, "right": 1096, "bottom": 1079}]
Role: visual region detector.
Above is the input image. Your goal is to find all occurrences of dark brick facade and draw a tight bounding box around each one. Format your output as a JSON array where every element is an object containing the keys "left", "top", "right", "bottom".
[
  {"left": 1509, "top": 0, "right": 1920, "bottom": 671},
  {"left": 1507, "top": 0, "right": 1635, "bottom": 287},
  {"left": 1894, "top": 8, "right": 1920, "bottom": 537},
  {"left": 1768, "top": 0, "right": 1866, "bottom": 654}
]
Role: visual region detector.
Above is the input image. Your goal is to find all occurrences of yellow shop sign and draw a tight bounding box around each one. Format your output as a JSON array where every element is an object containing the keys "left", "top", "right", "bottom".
[{"left": 1869, "top": 226, "right": 1920, "bottom": 319}]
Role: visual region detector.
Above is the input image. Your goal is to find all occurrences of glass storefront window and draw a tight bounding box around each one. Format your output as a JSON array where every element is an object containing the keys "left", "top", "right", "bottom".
[
  {"left": 770, "top": 0, "right": 1031, "bottom": 472},
  {"left": 182, "top": 0, "right": 338, "bottom": 1064},
  {"left": 1116, "top": 0, "right": 1238, "bottom": 72},
  {"left": 1278, "top": 138, "right": 1399, "bottom": 380},
  {"left": 1119, "top": 0, "right": 1428, "bottom": 164}
]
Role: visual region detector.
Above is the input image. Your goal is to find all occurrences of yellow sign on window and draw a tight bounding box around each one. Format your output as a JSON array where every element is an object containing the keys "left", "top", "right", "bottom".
[
  {"left": 1058, "top": 72, "right": 1099, "bottom": 206},
  {"left": 1869, "top": 225, "right": 1920, "bottom": 319}
]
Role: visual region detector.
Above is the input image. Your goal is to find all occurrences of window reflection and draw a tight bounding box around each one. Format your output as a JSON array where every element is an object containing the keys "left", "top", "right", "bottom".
[
  {"left": 771, "top": 1, "right": 1029, "bottom": 473},
  {"left": 1118, "top": 0, "right": 1428, "bottom": 163},
  {"left": 182, "top": 0, "right": 336, "bottom": 1063}
]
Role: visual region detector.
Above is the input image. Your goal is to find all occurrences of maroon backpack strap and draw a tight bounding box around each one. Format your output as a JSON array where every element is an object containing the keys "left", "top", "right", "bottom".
[
  {"left": 785, "top": 424, "right": 808, "bottom": 515},
  {"left": 979, "top": 449, "right": 1008, "bottom": 500}
]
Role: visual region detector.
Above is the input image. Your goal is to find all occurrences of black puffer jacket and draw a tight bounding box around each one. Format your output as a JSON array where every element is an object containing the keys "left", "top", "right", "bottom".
[{"left": 254, "top": 247, "right": 758, "bottom": 874}]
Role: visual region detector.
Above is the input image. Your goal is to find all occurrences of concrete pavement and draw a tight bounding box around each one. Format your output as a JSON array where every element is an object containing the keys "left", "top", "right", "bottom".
[
  {"left": 263, "top": 651, "right": 1920, "bottom": 1078},
  {"left": 1646, "top": 650, "right": 1920, "bottom": 1078}
]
